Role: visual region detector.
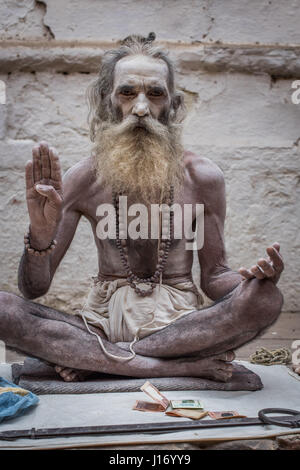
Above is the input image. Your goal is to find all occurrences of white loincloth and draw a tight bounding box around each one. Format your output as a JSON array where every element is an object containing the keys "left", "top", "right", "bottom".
[{"left": 77, "top": 276, "right": 203, "bottom": 361}]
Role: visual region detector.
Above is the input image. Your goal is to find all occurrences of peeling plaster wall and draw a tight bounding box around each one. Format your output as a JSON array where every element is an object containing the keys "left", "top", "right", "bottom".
[
  {"left": 0, "top": 0, "right": 299, "bottom": 313},
  {"left": 0, "top": 0, "right": 53, "bottom": 39}
]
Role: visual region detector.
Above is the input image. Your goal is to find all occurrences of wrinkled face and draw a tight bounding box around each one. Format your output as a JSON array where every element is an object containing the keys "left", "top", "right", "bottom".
[
  {"left": 110, "top": 54, "right": 172, "bottom": 124},
  {"left": 93, "top": 54, "right": 184, "bottom": 203}
]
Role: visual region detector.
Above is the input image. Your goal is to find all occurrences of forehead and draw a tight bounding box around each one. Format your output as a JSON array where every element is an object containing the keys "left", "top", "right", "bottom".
[{"left": 113, "top": 54, "right": 169, "bottom": 87}]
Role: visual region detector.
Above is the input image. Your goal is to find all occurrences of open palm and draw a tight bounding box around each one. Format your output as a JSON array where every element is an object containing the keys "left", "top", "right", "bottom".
[{"left": 25, "top": 141, "right": 63, "bottom": 246}]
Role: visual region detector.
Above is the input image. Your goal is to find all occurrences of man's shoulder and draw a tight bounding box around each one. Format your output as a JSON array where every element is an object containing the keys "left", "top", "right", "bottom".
[
  {"left": 184, "top": 150, "right": 224, "bottom": 188},
  {"left": 63, "top": 156, "right": 96, "bottom": 191},
  {"left": 62, "top": 156, "right": 97, "bottom": 210}
]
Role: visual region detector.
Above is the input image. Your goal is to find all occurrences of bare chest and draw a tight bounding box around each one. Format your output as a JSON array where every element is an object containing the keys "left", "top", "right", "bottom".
[{"left": 82, "top": 179, "right": 203, "bottom": 277}]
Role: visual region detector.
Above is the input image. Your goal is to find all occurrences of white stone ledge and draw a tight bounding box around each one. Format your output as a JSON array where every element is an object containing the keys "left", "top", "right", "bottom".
[{"left": 0, "top": 41, "right": 300, "bottom": 77}]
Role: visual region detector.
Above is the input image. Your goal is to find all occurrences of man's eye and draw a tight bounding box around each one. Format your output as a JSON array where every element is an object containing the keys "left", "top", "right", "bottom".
[
  {"left": 120, "top": 89, "right": 135, "bottom": 96},
  {"left": 149, "top": 90, "right": 163, "bottom": 97}
]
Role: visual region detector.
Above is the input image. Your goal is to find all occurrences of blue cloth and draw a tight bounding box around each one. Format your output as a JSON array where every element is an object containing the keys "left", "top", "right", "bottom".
[{"left": 0, "top": 377, "right": 39, "bottom": 423}]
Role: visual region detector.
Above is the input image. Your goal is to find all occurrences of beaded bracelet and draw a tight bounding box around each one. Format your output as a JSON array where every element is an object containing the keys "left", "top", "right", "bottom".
[{"left": 24, "top": 231, "right": 57, "bottom": 256}]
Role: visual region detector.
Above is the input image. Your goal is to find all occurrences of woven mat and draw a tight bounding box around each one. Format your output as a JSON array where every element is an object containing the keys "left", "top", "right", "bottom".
[{"left": 11, "top": 357, "right": 263, "bottom": 394}]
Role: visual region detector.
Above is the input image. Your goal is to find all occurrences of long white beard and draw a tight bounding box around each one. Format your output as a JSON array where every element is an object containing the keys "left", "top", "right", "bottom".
[{"left": 93, "top": 115, "right": 185, "bottom": 204}]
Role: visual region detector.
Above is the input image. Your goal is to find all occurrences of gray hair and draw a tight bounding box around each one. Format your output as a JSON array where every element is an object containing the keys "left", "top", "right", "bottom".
[{"left": 87, "top": 33, "right": 185, "bottom": 141}]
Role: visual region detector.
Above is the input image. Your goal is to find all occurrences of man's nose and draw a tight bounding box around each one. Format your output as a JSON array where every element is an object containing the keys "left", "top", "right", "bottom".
[{"left": 132, "top": 94, "right": 150, "bottom": 117}]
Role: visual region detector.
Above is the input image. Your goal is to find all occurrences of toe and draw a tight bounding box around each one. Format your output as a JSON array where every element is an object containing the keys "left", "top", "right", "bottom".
[
  {"left": 64, "top": 373, "right": 77, "bottom": 382},
  {"left": 216, "top": 351, "right": 235, "bottom": 362},
  {"left": 60, "top": 368, "right": 74, "bottom": 380},
  {"left": 64, "top": 370, "right": 82, "bottom": 382},
  {"left": 217, "top": 363, "right": 233, "bottom": 382},
  {"left": 226, "top": 351, "right": 236, "bottom": 362}
]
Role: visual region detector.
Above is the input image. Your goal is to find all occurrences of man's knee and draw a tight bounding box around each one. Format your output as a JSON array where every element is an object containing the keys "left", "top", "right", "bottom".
[
  {"left": 239, "top": 278, "right": 283, "bottom": 329},
  {"left": 0, "top": 291, "right": 25, "bottom": 335},
  {"left": 0, "top": 291, "right": 22, "bottom": 314}
]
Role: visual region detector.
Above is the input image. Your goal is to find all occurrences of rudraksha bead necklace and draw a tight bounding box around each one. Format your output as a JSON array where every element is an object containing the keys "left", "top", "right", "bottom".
[{"left": 113, "top": 187, "right": 174, "bottom": 297}]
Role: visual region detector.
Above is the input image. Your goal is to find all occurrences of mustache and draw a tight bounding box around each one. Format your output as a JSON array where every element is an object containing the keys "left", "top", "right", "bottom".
[{"left": 103, "top": 114, "right": 171, "bottom": 139}]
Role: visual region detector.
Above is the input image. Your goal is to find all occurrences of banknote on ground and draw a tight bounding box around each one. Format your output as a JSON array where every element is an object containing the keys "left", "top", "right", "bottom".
[
  {"left": 170, "top": 399, "right": 204, "bottom": 409},
  {"left": 133, "top": 400, "right": 165, "bottom": 412},
  {"left": 166, "top": 408, "right": 208, "bottom": 420},
  {"left": 140, "top": 381, "right": 169, "bottom": 410}
]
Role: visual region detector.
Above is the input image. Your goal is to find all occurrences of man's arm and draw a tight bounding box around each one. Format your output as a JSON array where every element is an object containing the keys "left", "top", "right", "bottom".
[
  {"left": 196, "top": 159, "right": 284, "bottom": 300},
  {"left": 18, "top": 142, "right": 82, "bottom": 299},
  {"left": 196, "top": 161, "right": 243, "bottom": 300}
]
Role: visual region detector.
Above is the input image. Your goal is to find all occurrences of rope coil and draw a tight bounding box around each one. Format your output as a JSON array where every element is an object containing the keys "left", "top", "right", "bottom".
[{"left": 250, "top": 347, "right": 291, "bottom": 365}]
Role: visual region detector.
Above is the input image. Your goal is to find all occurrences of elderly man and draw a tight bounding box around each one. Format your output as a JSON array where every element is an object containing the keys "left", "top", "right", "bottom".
[{"left": 0, "top": 33, "right": 284, "bottom": 383}]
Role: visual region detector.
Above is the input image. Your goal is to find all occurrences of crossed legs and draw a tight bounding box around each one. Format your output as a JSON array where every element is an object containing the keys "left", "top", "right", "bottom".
[{"left": 0, "top": 277, "right": 283, "bottom": 382}]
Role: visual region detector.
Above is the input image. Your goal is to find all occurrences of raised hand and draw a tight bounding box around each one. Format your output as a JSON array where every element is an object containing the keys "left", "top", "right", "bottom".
[
  {"left": 25, "top": 141, "right": 63, "bottom": 250},
  {"left": 238, "top": 242, "right": 284, "bottom": 285}
]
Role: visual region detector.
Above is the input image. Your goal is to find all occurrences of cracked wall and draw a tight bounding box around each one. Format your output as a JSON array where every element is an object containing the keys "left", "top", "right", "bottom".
[
  {"left": 0, "top": 0, "right": 53, "bottom": 40},
  {"left": 41, "top": 0, "right": 300, "bottom": 44},
  {"left": 0, "top": 0, "right": 299, "bottom": 313}
]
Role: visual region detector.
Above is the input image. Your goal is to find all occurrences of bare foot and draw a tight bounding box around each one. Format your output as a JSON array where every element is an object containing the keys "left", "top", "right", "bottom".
[
  {"left": 116, "top": 344, "right": 235, "bottom": 382},
  {"left": 187, "top": 351, "right": 236, "bottom": 382},
  {"left": 54, "top": 365, "right": 92, "bottom": 382},
  {"left": 116, "top": 346, "right": 235, "bottom": 382}
]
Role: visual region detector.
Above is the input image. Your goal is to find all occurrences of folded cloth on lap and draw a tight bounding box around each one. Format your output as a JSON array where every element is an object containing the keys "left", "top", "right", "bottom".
[{"left": 76, "top": 275, "right": 204, "bottom": 361}]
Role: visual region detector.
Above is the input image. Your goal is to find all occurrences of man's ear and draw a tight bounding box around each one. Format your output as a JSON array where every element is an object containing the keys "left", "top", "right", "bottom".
[
  {"left": 171, "top": 91, "right": 186, "bottom": 122},
  {"left": 173, "top": 92, "right": 183, "bottom": 110}
]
